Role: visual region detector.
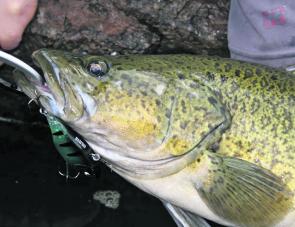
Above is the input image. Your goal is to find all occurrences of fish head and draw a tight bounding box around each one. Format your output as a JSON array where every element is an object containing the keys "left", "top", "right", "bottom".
[
  {"left": 15, "top": 49, "right": 229, "bottom": 168},
  {"left": 24, "top": 49, "right": 177, "bottom": 152}
]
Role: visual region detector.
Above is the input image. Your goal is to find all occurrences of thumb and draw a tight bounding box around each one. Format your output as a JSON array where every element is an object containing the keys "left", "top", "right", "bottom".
[{"left": 0, "top": 0, "right": 38, "bottom": 50}]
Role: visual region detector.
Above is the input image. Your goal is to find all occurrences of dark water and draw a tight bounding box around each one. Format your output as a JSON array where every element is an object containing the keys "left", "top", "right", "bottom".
[{"left": 0, "top": 88, "right": 222, "bottom": 227}]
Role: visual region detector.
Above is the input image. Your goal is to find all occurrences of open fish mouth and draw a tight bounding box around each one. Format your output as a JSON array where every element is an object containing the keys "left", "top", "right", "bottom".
[
  {"left": 30, "top": 49, "right": 84, "bottom": 121},
  {"left": 30, "top": 49, "right": 67, "bottom": 117},
  {"left": 12, "top": 49, "right": 82, "bottom": 120}
]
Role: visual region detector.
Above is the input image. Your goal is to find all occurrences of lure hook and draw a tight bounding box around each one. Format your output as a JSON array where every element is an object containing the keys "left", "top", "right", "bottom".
[
  {"left": 27, "top": 90, "right": 40, "bottom": 109},
  {"left": 58, "top": 161, "right": 81, "bottom": 180}
]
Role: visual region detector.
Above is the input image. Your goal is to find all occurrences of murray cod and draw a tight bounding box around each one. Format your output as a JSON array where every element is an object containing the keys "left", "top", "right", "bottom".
[{"left": 12, "top": 49, "right": 295, "bottom": 227}]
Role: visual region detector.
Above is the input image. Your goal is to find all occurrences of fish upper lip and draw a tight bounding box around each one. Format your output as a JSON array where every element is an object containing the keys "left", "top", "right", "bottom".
[
  {"left": 32, "top": 50, "right": 85, "bottom": 121},
  {"left": 32, "top": 49, "right": 61, "bottom": 84},
  {"left": 32, "top": 50, "right": 61, "bottom": 90},
  {"left": 32, "top": 51, "right": 48, "bottom": 86}
]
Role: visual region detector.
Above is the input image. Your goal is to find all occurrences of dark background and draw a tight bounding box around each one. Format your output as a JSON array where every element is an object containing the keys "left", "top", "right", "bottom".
[{"left": 0, "top": 0, "right": 229, "bottom": 226}]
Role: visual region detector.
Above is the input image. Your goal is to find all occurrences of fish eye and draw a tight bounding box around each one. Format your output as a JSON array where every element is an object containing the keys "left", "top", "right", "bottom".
[{"left": 87, "top": 61, "right": 109, "bottom": 77}]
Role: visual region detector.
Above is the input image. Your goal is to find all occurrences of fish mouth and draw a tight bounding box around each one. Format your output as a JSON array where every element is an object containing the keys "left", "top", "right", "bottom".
[
  {"left": 31, "top": 49, "right": 66, "bottom": 117},
  {"left": 31, "top": 49, "right": 84, "bottom": 121}
]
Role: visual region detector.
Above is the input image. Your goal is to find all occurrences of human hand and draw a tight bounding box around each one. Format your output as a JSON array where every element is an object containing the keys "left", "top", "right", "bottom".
[{"left": 0, "top": 0, "right": 38, "bottom": 50}]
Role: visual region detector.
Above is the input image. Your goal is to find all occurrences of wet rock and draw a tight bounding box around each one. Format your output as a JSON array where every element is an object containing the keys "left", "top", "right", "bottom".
[
  {"left": 15, "top": 0, "right": 229, "bottom": 61},
  {"left": 114, "top": 0, "right": 229, "bottom": 55}
]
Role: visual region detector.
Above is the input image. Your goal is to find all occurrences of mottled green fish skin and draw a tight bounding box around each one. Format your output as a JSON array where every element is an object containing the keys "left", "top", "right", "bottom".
[
  {"left": 98, "top": 54, "right": 295, "bottom": 226},
  {"left": 101, "top": 54, "right": 295, "bottom": 190},
  {"left": 26, "top": 50, "right": 295, "bottom": 227}
]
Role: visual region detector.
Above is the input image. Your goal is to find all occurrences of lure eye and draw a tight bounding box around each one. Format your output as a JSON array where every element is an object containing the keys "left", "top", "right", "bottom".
[{"left": 87, "top": 61, "right": 109, "bottom": 77}]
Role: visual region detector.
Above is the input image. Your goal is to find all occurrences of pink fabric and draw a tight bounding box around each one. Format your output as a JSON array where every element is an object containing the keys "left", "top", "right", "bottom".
[{"left": 228, "top": 1, "right": 295, "bottom": 67}]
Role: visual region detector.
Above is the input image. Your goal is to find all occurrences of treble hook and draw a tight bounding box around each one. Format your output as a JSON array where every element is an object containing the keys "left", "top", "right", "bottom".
[
  {"left": 27, "top": 90, "right": 41, "bottom": 111},
  {"left": 58, "top": 161, "right": 81, "bottom": 180}
]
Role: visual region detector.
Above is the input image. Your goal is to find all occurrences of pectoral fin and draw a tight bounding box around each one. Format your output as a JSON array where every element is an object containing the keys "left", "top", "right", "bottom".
[
  {"left": 195, "top": 153, "right": 293, "bottom": 227},
  {"left": 162, "top": 201, "right": 211, "bottom": 227}
]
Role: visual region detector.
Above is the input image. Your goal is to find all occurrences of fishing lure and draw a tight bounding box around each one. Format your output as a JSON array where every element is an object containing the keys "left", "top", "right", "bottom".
[{"left": 0, "top": 50, "right": 100, "bottom": 179}]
